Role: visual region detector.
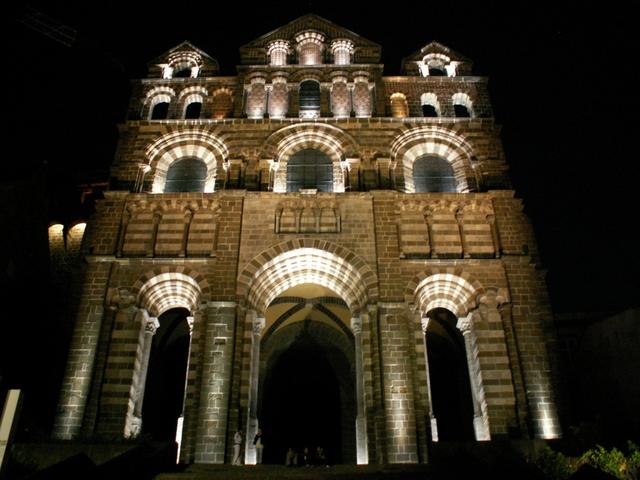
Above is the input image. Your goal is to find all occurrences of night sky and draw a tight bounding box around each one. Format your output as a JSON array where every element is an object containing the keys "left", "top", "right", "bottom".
[{"left": 2, "top": 1, "right": 638, "bottom": 433}]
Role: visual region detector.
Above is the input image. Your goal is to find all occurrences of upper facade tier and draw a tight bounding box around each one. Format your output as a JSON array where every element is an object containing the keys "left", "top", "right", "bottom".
[
  {"left": 116, "top": 14, "right": 505, "bottom": 195},
  {"left": 134, "top": 15, "right": 490, "bottom": 122}
]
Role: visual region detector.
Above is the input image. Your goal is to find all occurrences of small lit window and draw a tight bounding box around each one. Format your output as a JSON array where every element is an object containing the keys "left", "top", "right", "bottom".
[
  {"left": 151, "top": 102, "right": 169, "bottom": 120},
  {"left": 413, "top": 155, "right": 456, "bottom": 192},
  {"left": 454, "top": 104, "right": 471, "bottom": 118},
  {"left": 299, "top": 80, "right": 320, "bottom": 118},
  {"left": 422, "top": 105, "right": 439, "bottom": 117},
  {"left": 184, "top": 102, "right": 202, "bottom": 119},
  {"left": 173, "top": 66, "right": 192, "bottom": 78},
  {"left": 165, "top": 158, "right": 207, "bottom": 192},
  {"left": 286, "top": 149, "right": 333, "bottom": 192}
]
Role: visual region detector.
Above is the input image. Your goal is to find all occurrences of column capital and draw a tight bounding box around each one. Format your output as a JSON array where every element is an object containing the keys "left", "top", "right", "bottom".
[
  {"left": 351, "top": 317, "right": 362, "bottom": 334},
  {"left": 456, "top": 314, "right": 474, "bottom": 334},
  {"left": 145, "top": 317, "right": 160, "bottom": 335},
  {"left": 253, "top": 316, "right": 266, "bottom": 335},
  {"left": 478, "top": 289, "right": 508, "bottom": 308},
  {"left": 421, "top": 316, "right": 431, "bottom": 333},
  {"left": 186, "top": 316, "right": 195, "bottom": 335}
]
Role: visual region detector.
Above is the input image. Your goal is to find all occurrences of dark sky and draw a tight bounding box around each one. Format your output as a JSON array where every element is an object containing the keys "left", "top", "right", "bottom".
[{"left": 7, "top": 1, "right": 639, "bottom": 313}]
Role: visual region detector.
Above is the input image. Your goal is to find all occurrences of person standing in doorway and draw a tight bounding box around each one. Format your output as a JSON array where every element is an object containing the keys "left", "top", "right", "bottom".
[
  {"left": 233, "top": 429, "right": 243, "bottom": 465},
  {"left": 253, "top": 428, "right": 264, "bottom": 464}
]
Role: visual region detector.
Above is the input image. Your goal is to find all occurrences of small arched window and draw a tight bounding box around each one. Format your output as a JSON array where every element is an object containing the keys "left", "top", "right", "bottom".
[
  {"left": 422, "top": 105, "right": 439, "bottom": 117},
  {"left": 454, "top": 104, "right": 471, "bottom": 118},
  {"left": 165, "top": 158, "right": 207, "bottom": 193},
  {"left": 452, "top": 93, "right": 474, "bottom": 118},
  {"left": 413, "top": 155, "right": 456, "bottom": 193},
  {"left": 184, "top": 102, "right": 202, "bottom": 119},
  {"left": 421, "top": 93, "right": 440, "bottom": 118},
  {"left": 390, "top": 93, "right": 409, "bottom": 118},
  {"left": 286, "top": 149, "right": 333, "bottom": 192},
  {"left": 173, "top": 65, "right": 193, "bottom": 78},
  {"left": 151, "top": 102, "right": 169, "bottom": 120},
  {"left": 428, "top": 65, "right": 446, "bottom": 76},
  {"left": 299, "top": 80, "right": 320, "bottom": 118}
]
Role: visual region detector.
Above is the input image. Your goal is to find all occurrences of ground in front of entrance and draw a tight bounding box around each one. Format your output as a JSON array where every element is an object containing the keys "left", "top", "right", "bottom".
[
  {"left": 155, "top": 458, "right": 545, "bottom": 479},
  {"left": 157, "top": 464, "right": 430, "bottom": 480}
]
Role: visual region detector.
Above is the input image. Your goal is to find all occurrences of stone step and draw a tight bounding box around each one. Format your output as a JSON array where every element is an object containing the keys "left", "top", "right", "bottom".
[{"left": 156, "top": 464, "right": 432, "bottom": 480}]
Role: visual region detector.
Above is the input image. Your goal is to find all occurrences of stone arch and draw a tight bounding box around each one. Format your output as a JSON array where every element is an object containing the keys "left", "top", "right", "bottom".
[
  {"left": 390, "top": 125, "right": 476, "bottom": 193},
  {"left": 177, "top": 86, "right": 208, "bottom": 118},
  {"left": 237, "top": 239, "right": 377, "bottom": 316},
  {"left": 166, "top": 51, "right": 202, "bottom": 78},
  {"left": 420, "top": 92, "right": 441, "bottom": 117},
  {"left": 261, "top": 123, "right": 359, "bottom": 193},
  {"left": 405, "top": 268, "right": 485, "bottom": 317},
  {"left": 146, "top": 129, "right": 228, "bottom": 193},
  {"left": 133, "top": 267, "right": 210, "bottom": 316},
  {"left": 143, "top": 87, "right": 176, "bottom": 120},
  {"left": 408, "top": 269, "right": 494, "bottom": 441},
  {"left": 452, "top": 92, "right": 474, "bottom": 118}
]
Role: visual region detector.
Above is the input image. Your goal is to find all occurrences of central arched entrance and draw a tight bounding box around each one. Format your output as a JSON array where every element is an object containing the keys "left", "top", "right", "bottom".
[
  {"left": 258, "top": 284, "right": 356, "bottom": 464},
  {"left": 239, "top": 241, "right": 377, "bottom": 465}
]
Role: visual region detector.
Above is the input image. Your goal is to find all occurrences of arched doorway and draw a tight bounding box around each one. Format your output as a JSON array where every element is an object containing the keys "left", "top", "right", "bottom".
[
  {"left": 141, "top": 307, "right": 191, "bottom": 441},
  {"left": 425, "top": 308, "right": 475, "bottom": 441},
  {"left": 258, "top": 284, "right": 356, "bottom": 464}
]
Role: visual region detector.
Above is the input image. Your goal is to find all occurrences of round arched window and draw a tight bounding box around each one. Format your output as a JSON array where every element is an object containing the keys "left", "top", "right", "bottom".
[
  {"left": 286, "top": 149, "right": 333, "bottom": 192},
  {"left": 165, "top": 158, "right": 207, "bottom": 192},
  {"left": 413, "top": 155, "right": 456, "bottom": 193}
]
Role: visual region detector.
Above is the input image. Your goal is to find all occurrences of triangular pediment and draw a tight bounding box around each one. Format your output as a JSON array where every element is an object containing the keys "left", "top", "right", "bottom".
[
  {"left": 149, "top": 41, "right": 218, "bottom": 67},
  {"left": 402, "top": 41, "right": 470, "bottom": 65},
  {"left": 401, "top": 41, "right": 472, "bottom": 75},
  {"left": 240, "top": 14, "right": 382, "bottom": 64}
]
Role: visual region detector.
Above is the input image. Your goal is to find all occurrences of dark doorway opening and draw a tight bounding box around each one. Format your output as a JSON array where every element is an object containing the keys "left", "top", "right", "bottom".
[
  {"left": 260, "top": 334, "right": 345, "bottom": 465},
  {"left": 141, "top": 307, "right": 190, "bottom": 441},
  {"left": 426, "top": 308, "right": 475, "bottom": 441}
]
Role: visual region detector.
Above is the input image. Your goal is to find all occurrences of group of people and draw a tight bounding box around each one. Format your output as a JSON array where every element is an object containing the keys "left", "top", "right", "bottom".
[
  {"left": 232, "top": 429, "right": 329, "bottom": 467},
  {"left": 285, "top": 446, "right": 329, "bottom": 467}
]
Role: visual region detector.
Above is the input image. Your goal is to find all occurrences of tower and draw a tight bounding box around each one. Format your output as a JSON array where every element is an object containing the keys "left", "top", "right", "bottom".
[{"left": 51, "top": 14, "right": 561, "bottom": 464}]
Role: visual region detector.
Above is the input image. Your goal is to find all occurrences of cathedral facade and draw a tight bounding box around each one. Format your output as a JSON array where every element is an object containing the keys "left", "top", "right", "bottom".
[{"left": 50, "top": 14, "right": 561, "bottom": 464}]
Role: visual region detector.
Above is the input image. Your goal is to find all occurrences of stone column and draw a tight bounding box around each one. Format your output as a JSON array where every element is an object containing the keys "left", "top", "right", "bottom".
[
  {"left": 455, "top": 209, "right": 469, "bottom": 258},
  {"left": 52, "top": 262, "right": 112, "bottom": 439},
  {"left": 180, "top": 208, "right": 193, "bottom": 258},
  {"left": 244, "top": 313, "right": 265, "bottom": 465},
  {"left": 457, "top": 314, "right": 491, "bottom": 441},
  {"left": 424, "top": 210, "right": 435, "bottom": 258},
  {"left": 330, "top": 71, "right": 351, "bottom": 118},
  {"left": 176, "top": 316, "right": 195, "bottom": 462},
  {"left": 267, "top": 72, "right": 289, "bottom": 119},
  {"left": 134, "top": 163, "right": 151, "bottom": 193},
  {"left": 352, "top": 72, "right": 372, "bottom": 118},
  {"left": 351, "top": 317, "right": 369, "bottom": 465},
  {"left": 420, "top": 317, "right": 439, "bottom": 441},
  {"left": 486, "top": 214, "right": 501, "bottom": 257},
  {"left": 148, "top": 209, "right": 162, "bottom": 257},
  {"left": 245, "top": 72, "right": 267, "bottom": 119},
  {"left": 195, "top": 303, "right": 237, "bottom": 463},
  {"left": 116, "top": 208, "right": 132, "bottom": 257},
  {"left": 124, "top": 310, "right": 159, "bottom": 438}
]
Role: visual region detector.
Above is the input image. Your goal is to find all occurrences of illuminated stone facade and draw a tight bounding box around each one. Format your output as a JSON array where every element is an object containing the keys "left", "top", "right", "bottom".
[{"left": 51, "top": 14, "right": 561, "bottom": 464}]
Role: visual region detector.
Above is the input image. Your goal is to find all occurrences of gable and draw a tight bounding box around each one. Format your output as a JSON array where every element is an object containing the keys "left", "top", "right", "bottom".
[
  {"left": 401, "top": 41, "right": 473, "bottom": 76},
  {"left": 239, "top": 14, "right": 382, "bottom": 64}
]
